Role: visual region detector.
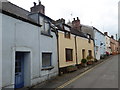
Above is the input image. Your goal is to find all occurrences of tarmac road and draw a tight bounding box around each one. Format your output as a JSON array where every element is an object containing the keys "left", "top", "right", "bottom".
[{"left": 62, "top": 55, "right": 118, "bottom": 88}]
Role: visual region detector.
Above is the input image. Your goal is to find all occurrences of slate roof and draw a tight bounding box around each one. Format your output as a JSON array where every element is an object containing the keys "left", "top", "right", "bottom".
[
  {"left": 92, "top": 26, "right": 105, "bottom": 36},
  {"left": 1, "top": 1, "right": 41, "bottom": 26},
  {"left": 56, "top": 23, "right": 91, "bottom": 39},
  {"left": 70, "top": 28, "right": 88, "bottom": 39}
]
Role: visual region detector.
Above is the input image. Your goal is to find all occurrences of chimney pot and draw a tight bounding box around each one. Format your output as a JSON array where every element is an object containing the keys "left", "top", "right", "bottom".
[
  {"left": 77, "top": 17, "right": 79, "bottom": 20},
  {"left": 39, "top": 0, "right": 41, "bottom": 5},
  {"left": 73, "top": 18, "right": 75, "bottom": 21},
  {"left": 111, "top": 35, "right": 114, "bottom": 39},
  {"left": 33, "top": 2, "right": 36, "bottom": 6},
  {"left": 104, "top": 32, "right": 108, "bottom": 36}
]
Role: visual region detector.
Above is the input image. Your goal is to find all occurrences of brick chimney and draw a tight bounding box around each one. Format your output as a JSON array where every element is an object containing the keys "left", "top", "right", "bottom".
[
  {"left": 30, "top": 1, "right": 45, "bottom": 14},
  {"left": 72, "top": 17, "right": 81, "bottom": 30},
  {"left": 111, "top": 35, "right": 114, "bottom": 39},
  {"left": 104, "top": 32, "right": 108, "bottom": 36}
]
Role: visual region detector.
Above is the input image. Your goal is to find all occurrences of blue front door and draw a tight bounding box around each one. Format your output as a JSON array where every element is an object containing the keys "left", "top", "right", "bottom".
[{"left": 15, "top": 52, "right": 24, "bottom": 88}]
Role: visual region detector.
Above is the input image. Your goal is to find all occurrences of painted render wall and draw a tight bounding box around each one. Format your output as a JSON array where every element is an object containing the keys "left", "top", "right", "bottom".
[
  {"left": 2, "top": 13, "right": 58, "bottom": 88},
  {"left": 76, "top": 37, "right": 95, "bottom": 64},
  {"left": 58, "top": 31, "right": 76, "bottom": 68},
  {"left": 0, "top": 13, "right": 2, "bottom": 90},
  {"left": 110, "top": 38, "right": 118, "bottom": 54},
  {"left": 2, "top": 13, "right": 41, "bottom": 88},
  {"left": 31, "top": 15, "right": 58, "bottom": 85},
  {"left": 105, "top": 36, "right": 111, "bottom": 54},
  {"left": 94, "top": 30, "right": 106, "bottom": 60}
]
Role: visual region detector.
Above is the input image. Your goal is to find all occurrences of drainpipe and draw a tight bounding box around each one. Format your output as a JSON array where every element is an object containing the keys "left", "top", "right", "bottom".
[
  {"left": 75, "top": 36, "right": 78, "bottom": 65},
  {"left": 37, "top": 13, "right": 41, "bottom": 77},
  {"left": 93, "top": 39, "right": 96, "bottom": 59},
  {"left": 56, "top": 29, "right": 60, "bottom": 76}
]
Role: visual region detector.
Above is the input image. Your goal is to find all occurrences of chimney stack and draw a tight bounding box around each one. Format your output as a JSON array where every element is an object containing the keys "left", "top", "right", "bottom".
[
  {"left": 30, "top": 1, "right": 45, "bottom": 14},
  {"left": 72, "top": 17, "right": 81, "bottom": 30}
]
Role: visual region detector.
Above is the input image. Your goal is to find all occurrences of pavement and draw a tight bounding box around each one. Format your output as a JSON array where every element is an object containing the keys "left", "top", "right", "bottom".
[{"left": 29, "top": 55, "right": 116, "bottom": 89}]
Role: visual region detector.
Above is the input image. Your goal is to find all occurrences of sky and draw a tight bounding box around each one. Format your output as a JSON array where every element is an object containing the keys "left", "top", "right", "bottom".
[{"left": 7, "top": 0, "right": 119, "bottom": 38}]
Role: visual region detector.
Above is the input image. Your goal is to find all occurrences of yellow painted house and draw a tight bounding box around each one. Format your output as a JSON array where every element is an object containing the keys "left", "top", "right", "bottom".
[
  {"left": 55, "top": 19, "right": 94, "bottom": 74},
  {"left": 58, "top": 26, "right": 76, "bottom": 68},
  {"left": 70, "top": 29, "right": 95, "bottom": 65}
]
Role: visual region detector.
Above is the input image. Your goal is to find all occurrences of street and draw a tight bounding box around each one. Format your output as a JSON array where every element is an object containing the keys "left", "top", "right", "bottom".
[{"left": 59, "top": 55, "right": 118, "bottom": 88}]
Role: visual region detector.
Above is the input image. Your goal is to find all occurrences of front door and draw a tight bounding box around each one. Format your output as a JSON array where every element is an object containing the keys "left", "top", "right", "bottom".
[{"left": 15, "top": 52, "right": 24, "bottom": 88}]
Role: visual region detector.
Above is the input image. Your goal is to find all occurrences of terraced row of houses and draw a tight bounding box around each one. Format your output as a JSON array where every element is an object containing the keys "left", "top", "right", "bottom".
[{"left": 0, "top": 1, "right": 119, "bottom": 89}]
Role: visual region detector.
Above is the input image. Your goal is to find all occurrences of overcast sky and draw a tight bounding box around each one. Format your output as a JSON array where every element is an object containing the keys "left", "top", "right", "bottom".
[{"left": 8, "top": 0, "right": 119, "bottom": 38}]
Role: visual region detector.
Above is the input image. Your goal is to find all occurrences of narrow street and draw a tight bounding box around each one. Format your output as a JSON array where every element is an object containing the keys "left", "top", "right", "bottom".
[{"left": 59, "top": 55, "right": 118, "bottom": 88}]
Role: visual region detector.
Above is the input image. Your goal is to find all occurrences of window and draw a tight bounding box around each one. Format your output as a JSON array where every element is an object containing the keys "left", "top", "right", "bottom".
[
  {"left": 82, "top": 49, "right": 85, "bottom": 59},
  {"left": 96, "top": 46, "right": 98, "bottom": 51},
  {"left": 66, "top": 49, "right": 73, "bottom": 62},
  {"left": 44, "top": 21, "right": 50, "bottom": 34},
  {"left": 87, "top": 34, "right": 91, "bottom": 43},
  {"left": 42, "top": 53, "right": 52, "bottom": 67},
  {"left": 41, "top": 17, "right": 51, "bottom": 36},
  {"left": 64, "top": 32, "right": 70, "bottom": 39},
  {"left": 88, "top": 50, "right": 92, "bottom": 56}
]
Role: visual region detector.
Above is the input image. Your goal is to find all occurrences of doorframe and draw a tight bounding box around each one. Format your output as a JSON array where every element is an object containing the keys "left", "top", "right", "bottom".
[{"left": 12, "top": 47, "right": 32, "bottom": 88}]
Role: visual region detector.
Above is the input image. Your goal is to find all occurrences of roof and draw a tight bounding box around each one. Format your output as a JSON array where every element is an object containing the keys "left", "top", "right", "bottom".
[
  {"left": 56, "top": 22, "right": 93, "bottom": 40},
  {"left": 81, "top": 24, "right": 93, "bottom": 29},
  {"left": 70, "top": 28, "right": 88, "bottom": 39},
  {"left": 1, "top": 1, "right": 41, "bottom": 27},
  {"left": 92, "top": 27, "right": 105, "bottom": 36}
]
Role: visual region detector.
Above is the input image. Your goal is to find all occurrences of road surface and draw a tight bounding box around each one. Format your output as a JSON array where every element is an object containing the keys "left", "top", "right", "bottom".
[{"left": 61, "top": 55, "right": 118, "bottom": 88}]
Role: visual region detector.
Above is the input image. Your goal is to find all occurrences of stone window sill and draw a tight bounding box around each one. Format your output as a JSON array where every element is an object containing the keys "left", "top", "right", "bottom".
[{"left": 41, "top": 66, "right": 54, "bottom": 71}]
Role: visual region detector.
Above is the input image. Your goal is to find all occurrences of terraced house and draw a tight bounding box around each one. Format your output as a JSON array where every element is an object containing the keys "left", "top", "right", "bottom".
[
  {"left": 110, "top": 35, "right": 119, "bottom": 55},
  {"left": 104, "top": 32, "right": 111, "bottom": 55},
  {"left": 0, "top": 1, "right": 58, "bottom": 89},
  {"left": 55, "top": 18, "right": 94, "bottom": 74},
  {"left": 78, "top": 24, "right": 106, "bottom": 60}
]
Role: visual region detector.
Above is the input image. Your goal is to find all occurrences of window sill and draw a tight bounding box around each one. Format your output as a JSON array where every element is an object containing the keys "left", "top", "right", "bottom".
[
  {"left": 41, "top": 31, "right": 53, "bottom": 38},
  {"left": 66, "top": 60, "right": 73, "bottom": 62},
  {"left": 41, "top": 66, "right": 54, "bottom": 71}
]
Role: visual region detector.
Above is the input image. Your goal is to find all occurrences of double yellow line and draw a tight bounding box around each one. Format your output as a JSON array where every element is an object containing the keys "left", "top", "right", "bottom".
[{"left": 55, "top": 56, "right": 113, "bottom": 89}]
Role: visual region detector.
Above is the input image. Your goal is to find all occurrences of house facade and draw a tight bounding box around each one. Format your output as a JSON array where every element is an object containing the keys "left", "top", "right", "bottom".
[
  {"left": 75, "top": 33, "right": 95, "bottom": 64},
  {"left": 104, "top": 32, "right": 111, "bottom": 55},
  {"left": 110, "top": 36, "right": 118, "bottom": 55},
  {"left": 55, "top": 19, "right": 77, "bottom": 73},
  {"left": 1, "top": 1, "right": 58, "bottom": 89},
  {"left": 56, "top": 18, "right": 94, "bottom": 73},
  {"left": 93, "top": 27, "right": 106, "bottom": 60},
  {"left": 80, "top": 24, "right": 106, "bottom": 60}
]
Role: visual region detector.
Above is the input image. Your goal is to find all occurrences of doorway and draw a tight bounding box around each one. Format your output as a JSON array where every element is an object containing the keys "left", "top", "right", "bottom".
[
  {"left": 15, "top": 51, "right": 30, "bottom": 88},
  {"left": 82, "top": 49, "right": 85, "bottom": 59}
]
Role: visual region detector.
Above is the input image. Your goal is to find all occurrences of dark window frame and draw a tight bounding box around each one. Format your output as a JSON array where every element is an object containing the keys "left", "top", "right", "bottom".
[
  {"left": 41, "top": 17, "right": 52, "bottom": 36},
  {"left": 65, "top": 48, "right": 73, "bottom": 62},
  {"left": 88, "top": 50, "right": 92, "bottom": 57},
  {"left": 42, "top": 52, "right": 52, "bottom": 67},
  {"left": 87, "top": 34, "right": 91, "bottom": 43},
  {"left": 82, "top": 49, "right": 85, "bottom": 59},
  {"left": 64, "top": 31, "right": 71, "bottom": 39}
]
